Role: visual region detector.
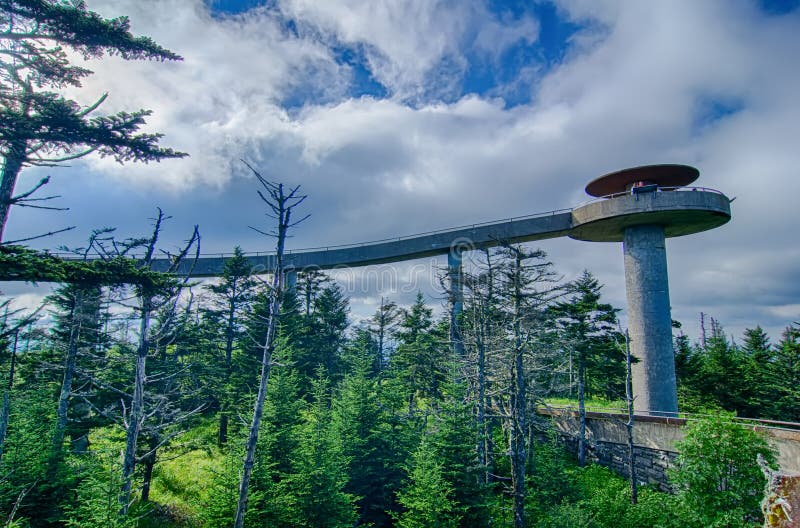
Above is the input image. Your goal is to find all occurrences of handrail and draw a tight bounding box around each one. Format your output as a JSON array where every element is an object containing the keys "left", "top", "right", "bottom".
[
  {"left": 51, "top": 206, "right": 573, "bottom": 261},
  {"left": 576, "top": 185, "right": 727, "bottom": 208},
  {"left": 48, "top": 186, "right": 725, "bottom": 261}
]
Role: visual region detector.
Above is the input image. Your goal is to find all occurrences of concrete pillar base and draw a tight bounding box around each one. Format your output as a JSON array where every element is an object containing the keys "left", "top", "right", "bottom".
[
  {"left": 623, "top": 224, "right": 678, "bottom": 416},
  {"left": 448, "top": 249, "right": 464, "bottom": 356}
]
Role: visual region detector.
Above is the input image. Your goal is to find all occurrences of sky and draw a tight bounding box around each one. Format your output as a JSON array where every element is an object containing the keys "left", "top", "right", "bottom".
[{"left": 3, "top": 0, "right": 800, "bottom": 344}]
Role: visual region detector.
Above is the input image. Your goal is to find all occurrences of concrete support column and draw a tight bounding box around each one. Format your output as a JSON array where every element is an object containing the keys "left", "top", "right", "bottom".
[
  {"left": 623, "top": 224, "right": 678, "bottom": 416},
  {"left": 285, "top": 269, "right": 297, "bottom": 295},
  {"left": 448, "top": 249, "right": 464, "bottom": 356}
]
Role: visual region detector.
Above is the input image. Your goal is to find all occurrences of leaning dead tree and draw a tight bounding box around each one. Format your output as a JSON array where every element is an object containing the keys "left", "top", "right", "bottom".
[
  {"left": 113, "top": 210, "right": 200, "bottom": 515},
  {"left": 234, "top": 165, "right": 308, "bottom": 528},
  {"left": 0, "top": 299, "right": 43, "bottom": 463},
  {"left": 49, "top": 229, "right": 114, "bottom": 471}
]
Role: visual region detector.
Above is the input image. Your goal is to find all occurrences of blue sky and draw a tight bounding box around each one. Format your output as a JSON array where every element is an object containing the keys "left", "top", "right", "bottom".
[
  {"left": 208, "top": 0, "right": 585, "bottom": 107},
  {"left": 3, "top": 0, "right": 800, "bottom": 342}
]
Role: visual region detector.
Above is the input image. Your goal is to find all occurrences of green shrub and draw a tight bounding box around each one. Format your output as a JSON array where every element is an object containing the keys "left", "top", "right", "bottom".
[{"left": 669, "top": 415, "right": 777, "bottom": 527}]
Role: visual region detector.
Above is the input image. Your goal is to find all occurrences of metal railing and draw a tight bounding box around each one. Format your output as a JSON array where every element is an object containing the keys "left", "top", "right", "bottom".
[
  {"left": 576, "top": 185, "right": 728, "bottom": 208},
  {"left": 46, "top": 185, "right": 726, "bottom": 262},
  {"left": 52, "top": 206, "right": 573, "bottom": 261}
]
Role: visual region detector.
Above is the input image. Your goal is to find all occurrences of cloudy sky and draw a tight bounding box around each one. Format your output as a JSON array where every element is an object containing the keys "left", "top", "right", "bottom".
[{"left": 4, "top": 0, "right": 800, "bottom": 343}]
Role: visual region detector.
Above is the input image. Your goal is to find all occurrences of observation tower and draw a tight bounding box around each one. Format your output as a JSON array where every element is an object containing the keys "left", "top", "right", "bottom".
[
  {"left": 36, "top": 163, "right": 732, "bottom": 417},
  {"left": 570, "top": 165, "right": 731, "bottom": 415}
]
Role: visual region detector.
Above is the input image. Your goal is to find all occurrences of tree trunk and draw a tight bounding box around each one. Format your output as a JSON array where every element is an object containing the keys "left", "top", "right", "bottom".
[
  {"left": 233, "top": 273, "right": 282, "bottom": 528},
  {"left": 510, "top": 353, "right": 527, "bottom": 528},
  {"left": 476, "top": 328, "right": 489, "bottom": 484},
  {"left": 625, "top": 331, "right": 638, "bottom": 504},
  {"left": 120, "top": 295, "right": 152, "bottom": 514},
  {"left": 0, "top": 140, "right": 26, "bottom": 242},
  {"left": 140, "top": 435, "right": 159, "bottom": 503},
  {"left": 0, "top": 331, "right": 19, "bottom": 463},
  {"left": 578, "top": 351, "right": 587, "bottom": 467},
  {"left": 218, "top": 302, "right": 236, "bottom": 446},
  {"left": 481, "top": 250, "right": 496, "bottom": 484},
  {"left": 51, "top": 288, "right": 84, "bottom": 465},
  {"left": 233, "top": 177, "right": 303, "bottom": 528},
  {"left": 218, "top": 413, "right": 229, "bottom": 448},
  {"left": 510, "top": 253, "right": 527, "bottom": 528}
]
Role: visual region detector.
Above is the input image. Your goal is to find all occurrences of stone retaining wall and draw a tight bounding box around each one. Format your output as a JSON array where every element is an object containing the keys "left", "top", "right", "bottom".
[{"left": 538, "top": 408, "right": 800, "bottom": 490}]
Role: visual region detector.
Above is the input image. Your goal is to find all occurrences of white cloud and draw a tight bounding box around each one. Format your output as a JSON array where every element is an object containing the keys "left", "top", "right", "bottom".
[
  {"left": 278, "top": 0, "right": 540, "bottom": 101},
  {"left": 4, "top": 0, "right": 800, "bottom": 342}
]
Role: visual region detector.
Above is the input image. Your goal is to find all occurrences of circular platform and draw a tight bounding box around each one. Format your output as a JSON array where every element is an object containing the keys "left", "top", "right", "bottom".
[
  {"left": 569, "top": 189, "right": 731, "bottom": 242},
  {"left": 585, "top": 164, "right": 699, "bottom": 197}
]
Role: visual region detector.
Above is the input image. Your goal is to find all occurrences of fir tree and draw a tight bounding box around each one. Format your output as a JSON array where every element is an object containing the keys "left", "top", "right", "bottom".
[
  {"left": 771, "top": 324, "right": 799, "bottom": 421},
  {"left": 333, "top": 345, "right": 396, "bottom": 526},
  {"left": 204, "top": 246, "right": 257, "bottom": 445},
  {"left": 288, "top": 371, "right": 356, "bottom": 527},
  {"left": 394, "top": 435, "right": 460, "bottom": 528},
  {"left": 0, "top": 0, "right": 186, "bottom": 240}
]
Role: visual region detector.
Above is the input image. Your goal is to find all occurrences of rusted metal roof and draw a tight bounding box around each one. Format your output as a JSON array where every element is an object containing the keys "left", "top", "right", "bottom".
[{"left": 585, "top": 164, "right": 699, "bottom": 197}]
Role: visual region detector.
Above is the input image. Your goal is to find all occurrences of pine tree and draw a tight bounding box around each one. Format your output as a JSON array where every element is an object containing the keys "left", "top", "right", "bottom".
[
  {"left": 430, "top": 379, "right": 492, "bottom": 527},
  {"left": 390, "top": 292, "right": 449, "bottom": 415},
  {"left": 740, "top": 326, "right": 774, "bottom": 418},
  {"left": 368, "top": 297, "right": 400, "bottom": 376},
  {"left": 551, "top": 270, "right": 621, "bottom": 466},
  {"left": 394, "top": 435, "right": 460, "bottom": 528},
  {"left": 333, "top": 345, "right": 396, "bottom": 526},
  {"left": 0, "top": 0, "right": 186, "bottom": 240},
  {"left": 287, "top": 370, "right": 356, "bottom": 528},
  {"left": 307, "top": 283, "right": 349, "bottom": 384},
  {"left": 205, "top": 247, "right": 257, "bottom": 445},
  {"left": 770, "top": 325, "right": 799, "bottom": 421},
  {"left": 696, "top": 319, "right": 749, "bottom": 415}
]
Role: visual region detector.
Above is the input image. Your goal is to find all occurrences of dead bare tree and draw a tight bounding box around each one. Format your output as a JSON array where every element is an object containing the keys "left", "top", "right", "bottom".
[
  {"left": 462, "top": 249, "right": 499, "bottom": 486},
  {"left": 112, "top": 209, "right": 200, "bottom": 515},
  {"left": 493, "top": 245, "right": 561, "bottom": 528},
  {"left": 0, "top": 300, "right": 43, "bottom": 463},
  {"left": 234, "top": 164, "right": 308, "bottom": 528},
  {"left": 624, "top": 330, "right": 638, "bottom": 504},
  {"left": 48, "top": 229, "right": 116, "bottom": 469}
]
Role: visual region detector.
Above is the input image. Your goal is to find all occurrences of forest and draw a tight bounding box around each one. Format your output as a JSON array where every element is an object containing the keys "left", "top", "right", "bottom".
[
  {"left": 1, "top": 237, "right": 798, "bottom": 528},
  {"left": 1, "top": 1, "right": 798, "bottom": 527}
]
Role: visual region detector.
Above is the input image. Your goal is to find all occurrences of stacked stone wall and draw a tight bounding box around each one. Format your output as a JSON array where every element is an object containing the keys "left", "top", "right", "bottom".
[{"left": 537, "top": 408, "right": 800, "bottom": 491}]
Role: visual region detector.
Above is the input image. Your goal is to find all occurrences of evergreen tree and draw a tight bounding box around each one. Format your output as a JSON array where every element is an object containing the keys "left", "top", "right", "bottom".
[
  {"left": 0, "top": 0, "right": 186, "bottom": 240},
  {"left": 204, "top": 247, "right": 257, "bottom": 445},
  {"left": 394, "top": 435, "right": 460, "bottom": 528},
  {"left": 307, "top": 283, "right": 349, "bottom": 384},
  {"left": 673, "top": 330, "right": 697, "bottom": 400},
  {"left": 430, "top": 379, "right": 492, "bottom": 527},
  {"left": 390, "top": 292, "right": 449, "bottom": 415},
  {"left": 342, "top": 327, "right": 382, "bottom": 378},
  {"left": 368, "top": 297, "right": 400, "bottom": 376},
  {"left": 333, "top": 344, "right": 398, "bottom": 526},
  {"left": 770, "top": 324, "right": 800, "bottom": 421},
  {"left": 287, "top": 371, "right": 357, "bottom": 527},
  {"left": 740, "top": 326, "right": 774, "bottom": 418},
  {"left": 696, "top": 320, "right": 749, "bottom": 415},
  {"left": 551, "top": 270, "right": 621, "bottom": 466}
]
